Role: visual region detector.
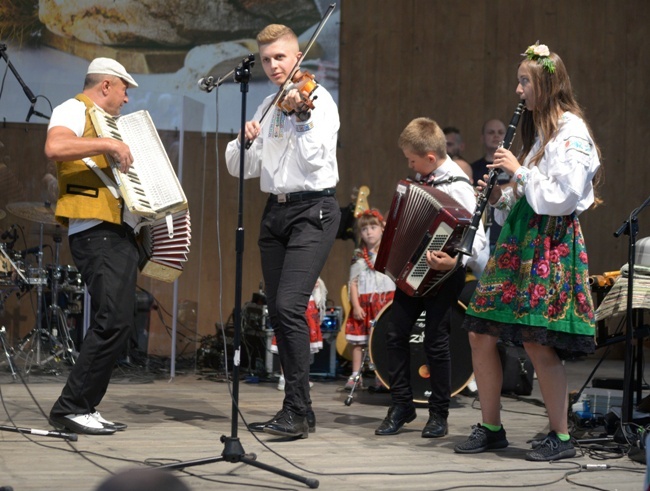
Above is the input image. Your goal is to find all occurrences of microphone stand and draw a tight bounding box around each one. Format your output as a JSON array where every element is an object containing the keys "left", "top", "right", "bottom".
[
  {"left": 613, "top": 193, "right": 650, "bottom": 424},
  {"left": 158, "top": 55, "right": 318, "bottom": 489},
  {"left": 0, "top": 43, "right": 50, "bottom": 121}
]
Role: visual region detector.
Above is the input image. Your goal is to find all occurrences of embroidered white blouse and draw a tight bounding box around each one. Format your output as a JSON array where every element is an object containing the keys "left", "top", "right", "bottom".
[{"left": 494, "top": 112, "right": 601, "bottom": 225}]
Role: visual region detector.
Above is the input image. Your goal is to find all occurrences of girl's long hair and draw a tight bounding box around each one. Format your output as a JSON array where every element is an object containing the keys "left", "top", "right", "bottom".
[{"left": 519, "top": 53, "right": 603, "bottom": 205}]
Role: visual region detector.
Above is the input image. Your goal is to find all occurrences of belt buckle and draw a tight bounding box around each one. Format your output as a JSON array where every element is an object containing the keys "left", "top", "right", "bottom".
[{"left": 277, "top": 193, "right": 287, "bottom": 203}]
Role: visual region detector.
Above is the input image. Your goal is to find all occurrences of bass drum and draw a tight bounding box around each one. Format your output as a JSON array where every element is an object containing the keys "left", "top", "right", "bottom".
[{"left": 369, "top": 297, "right": 473, "bottom": 403}]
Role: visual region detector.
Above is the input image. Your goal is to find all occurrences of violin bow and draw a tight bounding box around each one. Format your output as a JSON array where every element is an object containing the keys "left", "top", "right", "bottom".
[{"left": 245, "top": 3, "right": 336, "bottom": 149}]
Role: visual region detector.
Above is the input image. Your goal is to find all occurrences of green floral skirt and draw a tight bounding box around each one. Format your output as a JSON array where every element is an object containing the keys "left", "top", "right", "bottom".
[{"left": 464, "top": 198, "right": 595, "bottom": 357}]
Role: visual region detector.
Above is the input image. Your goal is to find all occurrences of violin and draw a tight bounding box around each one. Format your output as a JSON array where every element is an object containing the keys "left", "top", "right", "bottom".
[
  {"left": 277, "top": 69, "right": 319, "bottom": 116},
  {"left": 244, "top": 3, "right": 336, "bottom": 149}
]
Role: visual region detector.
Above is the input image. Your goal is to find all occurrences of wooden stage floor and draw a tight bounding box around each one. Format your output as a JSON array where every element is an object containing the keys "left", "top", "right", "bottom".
[{"left": 0, "top": 355, "right": 646, "bottom": 490}]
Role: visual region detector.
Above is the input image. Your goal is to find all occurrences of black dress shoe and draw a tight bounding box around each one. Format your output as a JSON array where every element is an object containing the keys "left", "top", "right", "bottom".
[
  {"left": 421, "top": 411, "right": 448, "bottom": 438},
  {"left": 248, "top": 410, "right": 284, "bottom": 433},
  {"left": 49, "top": 414, "right": 116, "bottom": 436},
  {"left": 375, "top": 405, "right": 416, "bottom": 436},
  {"left": 263, "top": 409, "right": 309, "bottom": 439}
]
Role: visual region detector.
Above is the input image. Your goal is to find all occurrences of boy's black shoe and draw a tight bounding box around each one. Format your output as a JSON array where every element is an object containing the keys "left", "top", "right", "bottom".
[
  {"left": 375, "top": 405, "right": 416, "bottom": 435},
  {"left": 421, "top": 411, "right": 448, "bottom": 438}
]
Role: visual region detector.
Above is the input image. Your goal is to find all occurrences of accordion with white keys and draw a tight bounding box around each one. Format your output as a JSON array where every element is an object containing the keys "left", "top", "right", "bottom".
[
  {"left": 89, "top": 107, "right": 191, "bottom": 281},
  {"left": 375, "top": 180, "right": 471, "bottom": 297},
  {"left": 89, "top": 107, "right": 188, "bottom": 220}
]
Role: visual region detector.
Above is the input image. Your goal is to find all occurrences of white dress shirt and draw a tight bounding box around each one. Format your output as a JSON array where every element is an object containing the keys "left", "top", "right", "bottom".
[
  {"left": 431, "top": 157, "right": 488, "bottom": 271},
  {"left": 225, "top": 84, "right": 339, "bottom": 194}
]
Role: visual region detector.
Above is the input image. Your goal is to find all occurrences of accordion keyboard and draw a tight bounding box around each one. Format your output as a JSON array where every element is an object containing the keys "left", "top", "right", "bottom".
[{"left": 90, "top": 108, "right": 187, "bottom": 220}]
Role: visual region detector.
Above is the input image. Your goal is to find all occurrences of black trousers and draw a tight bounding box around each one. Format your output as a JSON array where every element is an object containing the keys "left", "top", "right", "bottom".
[
  {"left": 386, "top": 267, "right": 466, "bottom": 415},
  {"left": 50, "top": 222, "right": 139, "bottom": 418},
  {"left": 258, "top": 196, "right": 340, "bottom": 416}
]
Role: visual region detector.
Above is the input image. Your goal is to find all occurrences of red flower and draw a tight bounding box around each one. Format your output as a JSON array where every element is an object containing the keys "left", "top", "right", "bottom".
[
  {"left": 501, "top": 282, "right": 517, "bottom": 303},
  {"left": 579, "top": 303, "right": 592, "bottom": 314},
  {"left": 579, "top": 251, "right": 589, "bottom": 263},
  {"left": 557, "top": 243, "right": 569, "bottom": 257},
  {"left": 536, "top": 260, "right": 550, "bottom": 279},
  {"left": 510, "top": 255, "right": 521, "bottom": 271},
  {"left": 498, "top": 252, "right": 513, "bottom": 269}
]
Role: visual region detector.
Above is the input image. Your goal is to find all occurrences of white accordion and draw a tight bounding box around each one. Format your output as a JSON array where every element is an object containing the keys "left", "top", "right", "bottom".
[
  {"left": 89, "top": 107, "right": 188, "bottom": 219},
  {"left": 88, "top": 107, "right": 191, "bottom": 282}
]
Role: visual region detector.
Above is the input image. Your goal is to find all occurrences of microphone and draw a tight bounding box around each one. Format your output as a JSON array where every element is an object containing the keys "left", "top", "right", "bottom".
[
  {"left": 197, "top": 76, "right": 215, "bottom": 93},
  {"left": 26, "top": 102, "right": 35, "bottom": 122}
]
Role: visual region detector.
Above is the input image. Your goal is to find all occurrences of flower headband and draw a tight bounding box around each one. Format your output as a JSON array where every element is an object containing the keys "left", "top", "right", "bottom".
[
  {"left": 360, "top": 209, "right": 384, "bottom": 223},
  {"left": 522, "top": 41, "right": 556, "bottom": 74}
]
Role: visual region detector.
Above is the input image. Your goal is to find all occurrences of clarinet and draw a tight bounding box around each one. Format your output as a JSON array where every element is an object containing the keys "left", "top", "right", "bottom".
[{"left": 456, "top": 101, "right": 525, "bottom": 256}]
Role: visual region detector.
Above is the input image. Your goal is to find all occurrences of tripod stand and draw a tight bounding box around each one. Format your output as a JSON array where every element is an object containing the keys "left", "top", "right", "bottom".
[
  {"left": 614, "top": 194, "right": 650, "bottom": 425},
  {"left": 14, "top": 221, "right": 76, "bottom": 371},
  {"left": 44, "top": 228, "right": 77, "bottom": 366},
  {"left": 157, "top": 55, "right": 318, "bottom": 489},
  {"left": 0, "top": 326, "right": 17, "bottom": 380}
]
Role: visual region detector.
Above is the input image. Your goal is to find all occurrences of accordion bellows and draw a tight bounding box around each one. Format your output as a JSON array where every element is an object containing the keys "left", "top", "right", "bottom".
[
  {"left": 375, "top": 180, "right": 471, "bottom": 297},
  {"left": 139, "top": 210, "right": 191, "bottom": 282}
]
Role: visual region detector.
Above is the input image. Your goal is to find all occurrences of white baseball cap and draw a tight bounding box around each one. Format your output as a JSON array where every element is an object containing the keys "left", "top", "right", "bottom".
[{"left": 87, "top": 57, "right": 139, "bottom": 88}]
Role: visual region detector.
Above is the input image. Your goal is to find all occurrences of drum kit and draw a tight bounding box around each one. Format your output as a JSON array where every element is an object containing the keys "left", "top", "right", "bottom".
[{"left": 0, "top": 201, "right": 82, "bottom": 376}]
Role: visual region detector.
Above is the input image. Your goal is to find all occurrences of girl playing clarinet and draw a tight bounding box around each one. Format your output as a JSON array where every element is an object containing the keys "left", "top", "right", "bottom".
[{"left": 454, "top": 42, "right": 603, "bottom": 461}]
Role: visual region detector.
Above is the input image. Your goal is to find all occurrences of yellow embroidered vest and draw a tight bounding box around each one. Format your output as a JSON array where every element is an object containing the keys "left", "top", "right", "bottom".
[{"left": 54, "top": 94, "right": 123, "bottom": 227}]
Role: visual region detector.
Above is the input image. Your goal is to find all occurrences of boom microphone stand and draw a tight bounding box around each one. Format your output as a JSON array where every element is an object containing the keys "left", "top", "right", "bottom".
[
  {"left": 158, "top": 55, "right": 318, "bottom": 489},
  {"left": 613, "top": 193, "right": 650, "bottom": 424},
  {"left": 0, "top": 44, "right": 50, "bottom": 122}
]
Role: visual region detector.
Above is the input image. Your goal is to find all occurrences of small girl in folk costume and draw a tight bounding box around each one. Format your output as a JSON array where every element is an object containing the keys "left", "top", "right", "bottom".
[
  {"left": 272, "top": 278, "right": 327, "bottom": 390},
  {"left": 344, "top": 209, "right": 396, "bottom": 390}
]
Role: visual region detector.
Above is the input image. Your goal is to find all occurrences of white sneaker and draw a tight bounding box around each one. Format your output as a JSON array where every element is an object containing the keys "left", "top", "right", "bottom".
[
  {"left": 49, "top": 413, "right": 116, "bottom": 435},
  {"left": 69, "top": 413, "right": 105, "bottom": 429},
  {"left": 90, "top": 411, "right": 127, "bottom": 430}
]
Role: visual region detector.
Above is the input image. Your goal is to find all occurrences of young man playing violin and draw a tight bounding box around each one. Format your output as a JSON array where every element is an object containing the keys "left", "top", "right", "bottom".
[{"left": 225, "top": 24, "right": 340, "bottom": 439}]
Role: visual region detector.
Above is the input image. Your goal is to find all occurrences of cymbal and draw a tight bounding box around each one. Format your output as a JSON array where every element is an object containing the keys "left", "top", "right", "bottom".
[
  {"left": 6, "top": 202, "right": 58, "bottom": 225},
  {"left": 0, "top": 209, "right": 5, "bottom": 221}
]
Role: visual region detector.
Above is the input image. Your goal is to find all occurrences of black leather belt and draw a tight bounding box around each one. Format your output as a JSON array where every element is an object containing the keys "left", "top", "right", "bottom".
[{"left": 270, "top": 188, "right": 336, "bottom": 203}]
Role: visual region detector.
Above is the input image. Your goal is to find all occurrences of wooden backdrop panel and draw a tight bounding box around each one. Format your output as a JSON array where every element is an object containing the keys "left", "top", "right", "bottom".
[
  {"left": 1, "top": 0, "right": 648, "bottom": 357},
  {"left": 338, "top": 0, "right": 650, "bottom": 283}
]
